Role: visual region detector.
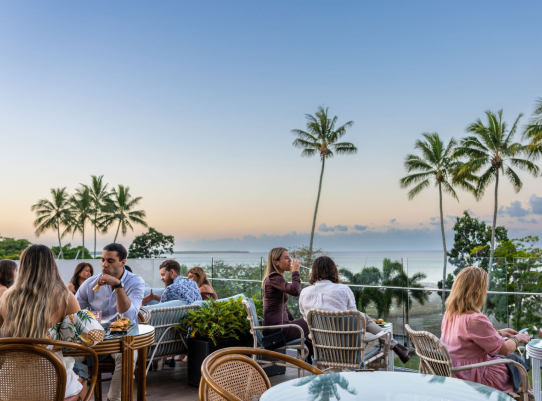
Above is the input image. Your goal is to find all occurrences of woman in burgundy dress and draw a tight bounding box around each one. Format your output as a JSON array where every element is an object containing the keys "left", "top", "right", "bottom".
[{"left": 262, "top": 247, "right": 313, "bottom": 361}]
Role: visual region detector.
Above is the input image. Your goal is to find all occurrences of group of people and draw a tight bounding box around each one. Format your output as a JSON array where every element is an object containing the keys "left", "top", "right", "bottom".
[
  {"left": 260, "top": 247, "right": 531, "bottom": 394},
  {"left": 0, "top": 244, "right": 533, "bottom": 398},
  {"left": 0, "top": 243, "right": 217, "bottom": 401}
]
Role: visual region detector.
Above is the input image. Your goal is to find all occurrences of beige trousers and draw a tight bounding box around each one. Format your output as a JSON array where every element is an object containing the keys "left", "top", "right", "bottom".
[
  {"left": 108, "top": 350, "right": 138, "bottom": 401},
  {"left": 363, "top": 312, "right": 397, "bottom": 354}
]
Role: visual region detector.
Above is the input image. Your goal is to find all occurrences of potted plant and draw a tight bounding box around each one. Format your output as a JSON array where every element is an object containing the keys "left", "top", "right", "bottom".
[{"left": 175, "top": 296, "right": 263, "bottom": 386}]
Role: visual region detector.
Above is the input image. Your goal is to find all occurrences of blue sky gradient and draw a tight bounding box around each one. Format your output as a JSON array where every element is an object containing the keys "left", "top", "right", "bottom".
[{"left": 1, "top": 1, "right": 541, "bottom": 250}]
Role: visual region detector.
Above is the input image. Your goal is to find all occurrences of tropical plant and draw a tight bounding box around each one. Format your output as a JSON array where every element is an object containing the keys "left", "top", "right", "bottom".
[
  {"left": 174, "top": 297, "right": 263, "bottom": 346},
  {"left": 63, "top": 186, "right": 94, "bottom": 259},
  {"left": 128, "top": 227, "right": 175, "bottom": 258},
  {"left": 50, "top": 243, "right": 93, "bottom": 260},
  {"left": 523, "top": 98, "right": 542, "bottom": 158},
  {"left": 454, "top": 110, "right": 539, "bottom": 286},
  {"left": 292, "top": 106, "right": 357, "bottom": 257},
  {"left": 293, "top": 373, "right": 357, "bottom": 401},
  {"left": 400, "top": 133, "right": 474, "bottom": 312},
  {"left": 99, "top": 185, "right": 148, "bottom": 242},
  {"left": 31, "top": 187, "right": 71, "bottom": 259},
  {"left": 87, "top": 175, "right": 112, "bottom": 258},
  {"left": 0, "top": 236, "right": 32, "bottom": 259}
]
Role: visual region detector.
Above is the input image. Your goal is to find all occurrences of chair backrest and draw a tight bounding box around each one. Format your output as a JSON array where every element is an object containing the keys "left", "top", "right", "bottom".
[
  {"left": 199, "top": 347, "right": 323, "bottom": 401},
  {"left": 138, "top": 306, "right": 151, "bottom": 324},
  {"left": 145, "top": 302, "right": 198, "bottom": 358},
  {"left": 404, "top": 324, "right": 455, "bottom": 377},
  {"left": 0, "top": 338, "right": 99, "bottom": 401},
  {"left": 241, "top": 298, "right": 263, "bottom": 345},
  {"left": 306, "top": 309, "right": 368, "bottom": 369}
]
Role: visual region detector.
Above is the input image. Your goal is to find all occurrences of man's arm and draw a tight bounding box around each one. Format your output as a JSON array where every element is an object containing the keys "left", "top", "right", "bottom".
[{"left": 142, "top": 289, "right": 162, "bottom": 305}]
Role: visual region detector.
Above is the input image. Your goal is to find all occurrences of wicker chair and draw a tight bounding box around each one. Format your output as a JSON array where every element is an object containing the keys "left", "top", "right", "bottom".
[
  {"left": 0, "top": 338, "right": 99, "bottom": 401},
  {"left": 405, "top": 324, "right": 533, "bottom": 401},
  {"left": 145, "top": 302, "right": 201, "bottom": 372},
  {"left": 199, "top": 347, "right": 324, "bottom": 401},
  {"left": 242, "top": 298, "right": 309, "bottom": 376},
  {"left": 138, "top": 306, "right": 151, "bottom": 324},
  {"left": 306, "top": 309, "right": 391, "bottom": 372}
]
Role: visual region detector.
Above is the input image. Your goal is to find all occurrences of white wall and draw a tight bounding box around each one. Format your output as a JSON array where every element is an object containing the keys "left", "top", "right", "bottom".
[{"left": 11, "top": 259, "right": 164, "bottom": 288}]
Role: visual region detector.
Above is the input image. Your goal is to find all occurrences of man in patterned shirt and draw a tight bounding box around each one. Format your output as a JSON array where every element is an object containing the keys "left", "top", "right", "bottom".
[{"left": 142, "top": 260, "right": 202, "bottom": 305}]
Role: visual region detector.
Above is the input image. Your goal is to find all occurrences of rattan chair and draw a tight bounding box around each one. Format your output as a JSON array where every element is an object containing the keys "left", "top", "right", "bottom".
[
  {"left": 405, "top": 324, "right": 533, "bottom": 401},
  {"left": 199, "top": 347, "right": 324, "bottom": 401},
  {"left": 306, "top": 309, "right": 391, "bottom": 371},
  {"left": 0, "top": 338, "right": 99, "bottom": 401},
  {"left": 138, "top": 306, "right": 151, "bottom": 324},
  {"left": 241, "top": 298, "right": 309, "bottom": 375}
]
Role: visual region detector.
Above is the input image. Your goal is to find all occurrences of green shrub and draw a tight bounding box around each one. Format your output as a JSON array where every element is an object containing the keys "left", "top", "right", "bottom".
[{"left": 174, "top": 297, "right": 262, "bottom": 346}]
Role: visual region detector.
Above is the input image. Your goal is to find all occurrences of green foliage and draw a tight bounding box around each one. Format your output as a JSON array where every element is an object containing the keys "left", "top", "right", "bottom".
[
  {"left": 0, "top": 236, "right": 32, "bottom": 258},
  {"left": 523, "top": 98, "right": 542, "bottom": 158},
  {"left": 50, "top": 243, "right": 93, "bottom": 260},
  {"left": 174, "top": 297, "right": 263, "bottom": 346},
  {"left": 447, "top": 211, "right": 509, "bottom": 275},
  {"left": 128, "top": 227, "right": 174, "bottom": 258}
]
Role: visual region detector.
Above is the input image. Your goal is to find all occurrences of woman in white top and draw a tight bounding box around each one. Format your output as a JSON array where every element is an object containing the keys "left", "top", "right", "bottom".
[{"left": 299, "top": 256, "right": 415, "bottom": 363}]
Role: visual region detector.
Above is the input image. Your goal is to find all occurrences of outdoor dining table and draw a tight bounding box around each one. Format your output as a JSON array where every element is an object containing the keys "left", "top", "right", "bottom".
[
  {"left": 66, "top": 324, "right": 155, "bottom": 401},
  {"left": 259, "top": 371, "right": 514, "bottom": 401}
]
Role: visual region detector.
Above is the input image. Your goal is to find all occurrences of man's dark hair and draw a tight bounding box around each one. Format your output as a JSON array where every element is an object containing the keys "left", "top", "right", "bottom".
[
  {"left": 0, "top": 259, "right": 17, "bottom": 288},
  {"left": 309, "top": 256, "right": 340, "bottom": 285},
  {"left": 160, "top": 260, "right": 181, "bottom": 275},
  {"left": 103, "top": 243, "right": 128, "bottom": 261},
  {"left": 124, "top": 265, "right": 133, "bottom": 273}
]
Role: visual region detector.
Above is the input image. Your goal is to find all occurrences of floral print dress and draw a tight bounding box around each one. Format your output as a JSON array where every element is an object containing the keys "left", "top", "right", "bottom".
[{"left": 47, "top": 310, "right": 105, "bottom": 398}]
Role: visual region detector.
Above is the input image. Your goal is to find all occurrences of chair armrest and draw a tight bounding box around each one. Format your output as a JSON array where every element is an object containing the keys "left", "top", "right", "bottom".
[
  {"left": 452, "top": 359, "right": 530, "bottom": 393},
  {"left": 364, "top": 330, "right": 391, "bottom": 344}
]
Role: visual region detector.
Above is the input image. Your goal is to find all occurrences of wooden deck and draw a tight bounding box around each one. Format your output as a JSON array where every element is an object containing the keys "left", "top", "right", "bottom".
[{"left": 99, "top": 360, "right": 307, "bottom": 401}]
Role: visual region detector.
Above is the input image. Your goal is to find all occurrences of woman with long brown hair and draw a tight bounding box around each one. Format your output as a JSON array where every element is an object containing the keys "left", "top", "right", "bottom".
[
  {"left": 0, "top": 245, "right": 104, "bottom": 400},
  {"left": 67, "top": 262, "right": 94, "bottom": 295},
  {"left": 0, "top": 259, "right": 17, "bottom": 299},
  {"left": 187, "top": 266, "right": 218, "bottom": 300},
  {"left": 262, "top": 247, "right": 312, "bottom": 361},
  {"left": 441, "top": 266, "right": 530, "bottom": 393}
]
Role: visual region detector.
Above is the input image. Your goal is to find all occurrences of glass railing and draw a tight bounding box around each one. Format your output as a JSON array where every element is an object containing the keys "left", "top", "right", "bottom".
[{"left": 167, "top": 256, "right": 542, "bottom": 370}]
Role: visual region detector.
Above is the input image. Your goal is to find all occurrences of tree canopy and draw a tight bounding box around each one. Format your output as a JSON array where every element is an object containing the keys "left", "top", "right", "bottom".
[{"left": 128, "top": 227, "right": 175, "bottom": 258}]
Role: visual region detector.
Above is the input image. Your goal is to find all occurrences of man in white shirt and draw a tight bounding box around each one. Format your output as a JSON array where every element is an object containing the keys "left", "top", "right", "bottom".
[{"left": 299, "top": 256, "right": 415, "bottom": 363}]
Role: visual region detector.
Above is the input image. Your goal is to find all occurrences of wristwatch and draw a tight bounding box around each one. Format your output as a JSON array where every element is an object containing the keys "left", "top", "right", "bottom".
[{"left": 113, "top": 282, "right": 124, "bottom": 290}]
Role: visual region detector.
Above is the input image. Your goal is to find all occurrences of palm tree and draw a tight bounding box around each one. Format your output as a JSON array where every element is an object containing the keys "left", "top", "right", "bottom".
[
  {"left": 340, "top": 267, "right": 387, "bottom": 318},
  {"left": 87, "top": 175, "right": 112, "bottom": 258},
  {"left": 31, "top": 188, "right": 71, "bottom": 259},
  {"left": 400, "top": 133, "right": 474, "bottom": 312},
  {"left": 455, "top": 110, "right": 540, "bottom": 286},
  {"left": 292, "top": 106, "right": 357, "bottom": 257},
  {"left": 523, "top": 98, "right": 542, "bottom": 159},
  {"left": 64, "top": 186, "right": 93, "bottom": 259},
  {"left": 100, "top": 185, "right": 148, "bottom": 242}
]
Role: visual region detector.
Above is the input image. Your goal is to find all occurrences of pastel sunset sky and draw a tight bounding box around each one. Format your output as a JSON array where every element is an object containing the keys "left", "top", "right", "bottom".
[{"left": 1, "top": 1, "right": 541, "bottom": 251}]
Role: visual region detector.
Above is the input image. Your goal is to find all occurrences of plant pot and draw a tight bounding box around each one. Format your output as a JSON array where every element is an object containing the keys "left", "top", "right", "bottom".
[{"left": 187, "top": 336, "right": 253, "bottom": 386}]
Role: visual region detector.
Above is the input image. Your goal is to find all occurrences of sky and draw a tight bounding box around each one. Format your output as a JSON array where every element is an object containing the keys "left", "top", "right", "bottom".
[{"left": 0, "top": 1, "right": 541, "bottom": 252}]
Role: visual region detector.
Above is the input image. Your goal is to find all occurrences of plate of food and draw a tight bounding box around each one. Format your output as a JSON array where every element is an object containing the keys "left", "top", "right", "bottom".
[
  {"left": 372, "top": 318, "right": 387, "bottom": 326},
  {"left": 107, "top": 316, "right": 133, "bottom": 335}
]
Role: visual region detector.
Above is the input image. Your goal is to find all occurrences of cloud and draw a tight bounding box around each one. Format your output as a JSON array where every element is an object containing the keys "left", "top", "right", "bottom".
[
  {"left": 318, "top": 223, "right": 335, "bottom": 233},
  {"left": 390, "top": 219, "right": 397, "bottom": 224},
  {"left": 430, "top": 217, "right": 436, "bottom": 221},
  {"left": 518, "top": 218, "right": 539, "bottom": 224},
  {"left": 430, "top": 217, "right": 448, "bottom": 226},
  {"left": 530, "top": 194, "right": 542, "bottom": 215},
  {"left": 419, "top": 223, "right": 423, "bottom": 226},
  {"left": 334, "top": 225, "right": 348, "bottom": 232},
  {"left": 353, "top": 225, "right": 368, "bottom": 231},
  {"left": 446, "top": 215, "right": 458, "bottom": 221},
  {"left": 498, "top": 201, "right": 530, "bottom": 217}
]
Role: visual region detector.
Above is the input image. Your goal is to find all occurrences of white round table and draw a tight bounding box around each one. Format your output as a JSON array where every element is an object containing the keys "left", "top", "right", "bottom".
[
  {"left": 260, "top": 372, "right": 514, "bottom": 401},
  {"left": 527, "top": 339, "right": 542, "bottom": 401}
]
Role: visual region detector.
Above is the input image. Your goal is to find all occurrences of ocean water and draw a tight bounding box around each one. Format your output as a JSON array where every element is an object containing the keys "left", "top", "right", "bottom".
[{"left": 172, "top": 250, "right": 447, "bottom": 284}]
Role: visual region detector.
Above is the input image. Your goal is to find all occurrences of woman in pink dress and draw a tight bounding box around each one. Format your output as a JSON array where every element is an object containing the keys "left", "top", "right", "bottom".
[{"left": 441, "top": 266, "right": 530, "bottom": 393}]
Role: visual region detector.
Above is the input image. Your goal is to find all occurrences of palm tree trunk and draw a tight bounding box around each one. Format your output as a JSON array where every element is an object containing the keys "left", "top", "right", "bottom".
[
  {"left": 94, "top": 212, "right": 98, "bottom": 259},
  {"left": 114, "top": 220, "right": 121, "bottom": 242},
  {"left": 82, "top": 221, "right": 85, "bottom": 260},
  {"left": 309, "top": 157, "right": 326, "bottom": 259},
  {"left": 438, "top": 182, "right": 447, "bottom": 314},
  {"left": 57, "top": 224, "right": 63, "bottom": 259},
  {"left": 488, "top": 171, "right": 499, "bottom": 289}
]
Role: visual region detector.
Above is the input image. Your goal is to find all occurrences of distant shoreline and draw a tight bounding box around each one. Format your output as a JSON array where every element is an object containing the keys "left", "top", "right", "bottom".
[{"left": 172, "top": 251, "right": 249, "bottom": 254}]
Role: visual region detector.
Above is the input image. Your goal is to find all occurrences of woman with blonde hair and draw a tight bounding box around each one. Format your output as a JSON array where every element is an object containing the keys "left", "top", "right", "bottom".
[
  {"left": 0, "top": 245, "right": 104, "bottom": 401},
  {"left": 187, "top": 266, "right": 218, "bottom": 300},
  {"left": 262, "top": 247, "right": 312, "bottom": 361},
  {"left": 441, "top": 266, "right": 530, "bottom": 393}
]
